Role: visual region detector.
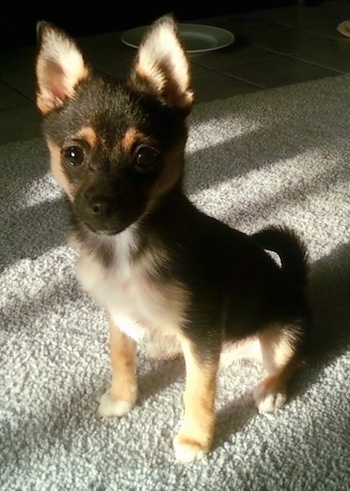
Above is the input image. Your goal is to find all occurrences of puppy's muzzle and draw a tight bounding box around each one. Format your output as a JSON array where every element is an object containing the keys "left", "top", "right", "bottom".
[
  {"left": 74, "top": 194, "right": 123, "bottom": 235},
  {"left": 75, "top": 187, "right": 144, "bottom": 236},
  {"left": 90, "top": 196, "right": 114, "bottom": 220}
]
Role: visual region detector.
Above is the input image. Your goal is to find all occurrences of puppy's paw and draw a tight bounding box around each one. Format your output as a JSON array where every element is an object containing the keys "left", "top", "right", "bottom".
[
  {"left": 253, "top": 379, "right": 287, "bottom": 413},
  {"left": 98, "top": 391, "right": 135, "bottom": 418},
  {"left": 173, "top": 433, "right": 209, "bottom": 463}
]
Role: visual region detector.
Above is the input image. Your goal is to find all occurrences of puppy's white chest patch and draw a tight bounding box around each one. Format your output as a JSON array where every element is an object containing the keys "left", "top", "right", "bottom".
[{"left": 75, "top": 229, "right": 186, "bottom": 343}]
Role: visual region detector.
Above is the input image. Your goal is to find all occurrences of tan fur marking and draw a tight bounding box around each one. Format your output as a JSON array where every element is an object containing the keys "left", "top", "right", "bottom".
[
  {"left": 47, "top": 129, "right": 96, "bottom": 201},
  {"left": 107, "top": 318, "right": 138, "bottom": 404},
  {"left": 36, "top": 92, "right": 56, "bottom": 116},
  {"left": 76, "top": 127, "right": 98, "bottom": 148},
  {"left": 254, "top": 325, "right": 303, "bottom": 412},
  {"left": 174, "top": 339, "right": 219, "bottom": 461},
  {"left": 148, "top": 139, "right": 186, "bottom": 200},
  {"left": 257, "top": 365, "right": 296, "bottom": 398},
  {"left": 47, "top": 139, "right": 75, "bottom": 199},
  {"left": 136, "top": 64, "right": 166, "bottom": 94},
  {"left": 274, "top": 333, "right": 298, "bottom": 368},
  {"left": 259, "top": 325, "right": 301, "bottom": 373},
  {"left": 121, "top": 128, "right": 144, "bottom": 153}
]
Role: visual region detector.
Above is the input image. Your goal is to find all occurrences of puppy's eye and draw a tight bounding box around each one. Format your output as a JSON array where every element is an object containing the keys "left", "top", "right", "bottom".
[
  {"left": 134, "top": 145, "right": 159, "bottom": 171},
  {"left": 64, "top": 145, "right": 85, "bottom": 167}
]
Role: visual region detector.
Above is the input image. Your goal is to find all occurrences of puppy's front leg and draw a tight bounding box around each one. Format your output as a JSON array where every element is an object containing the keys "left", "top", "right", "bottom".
[
  {"left": 174, "top": 338, "right": 219, "bottom": 463},
  {"left": 98, "top": 318, "right": 137, "bottom": 418}
]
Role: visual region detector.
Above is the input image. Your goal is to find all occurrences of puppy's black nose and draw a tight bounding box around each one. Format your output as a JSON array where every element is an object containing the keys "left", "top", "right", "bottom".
[{"left": 90, "top": 198, "right": 113, "bottom": 218}]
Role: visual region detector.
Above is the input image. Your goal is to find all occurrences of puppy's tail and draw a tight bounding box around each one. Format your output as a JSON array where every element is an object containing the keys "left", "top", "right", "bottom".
[{"left": 252, "top": 225, "right": 309, "bottom": 288}]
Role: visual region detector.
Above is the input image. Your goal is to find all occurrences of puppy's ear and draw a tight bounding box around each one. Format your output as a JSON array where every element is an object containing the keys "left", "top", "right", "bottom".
[
  {"left": 130, "top": 15, "right": 194, "bottom": 113},
  {"left": 36, "top": 22, "right": 89, "bottom": 114}
]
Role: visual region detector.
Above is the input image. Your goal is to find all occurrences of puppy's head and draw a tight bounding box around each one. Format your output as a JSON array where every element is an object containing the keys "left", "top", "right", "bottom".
[{"left": 35, "top": 15, "right": 194, "bottom": 235}]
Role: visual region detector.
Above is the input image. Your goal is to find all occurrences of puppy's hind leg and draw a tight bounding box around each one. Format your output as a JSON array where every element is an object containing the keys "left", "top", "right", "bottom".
[
  {"left": 253, "top": 324, "right": 304, "bottom": 413},
  {"left": 98, "top": 318, "right": 138, "bottom": 418}
]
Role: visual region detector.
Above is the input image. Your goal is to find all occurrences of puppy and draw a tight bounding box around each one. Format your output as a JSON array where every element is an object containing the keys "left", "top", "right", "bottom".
[{"left": 35, "top": 15, "right": 311, "bottom": 462}]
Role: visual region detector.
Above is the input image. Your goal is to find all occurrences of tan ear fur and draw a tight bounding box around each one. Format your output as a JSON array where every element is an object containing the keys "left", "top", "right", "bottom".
[
  {"left": 36, "top": 22, "right": 89, "bottom": 114},
  {"left": 132, "top": 15, "right": 194, "bottom": 112}
]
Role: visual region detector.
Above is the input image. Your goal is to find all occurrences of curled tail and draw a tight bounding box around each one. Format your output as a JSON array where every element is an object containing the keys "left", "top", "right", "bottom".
[{"left": 252, "top": 225, "right": 309, "bottom": 288}]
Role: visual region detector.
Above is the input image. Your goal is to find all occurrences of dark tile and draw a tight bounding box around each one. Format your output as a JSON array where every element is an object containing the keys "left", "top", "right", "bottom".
[
  {"left": 245, "top": 24, "right": 339, "bottom": 54},
  {"left": 318, "top": 0, "right": 350, "bottom": 17},
  {"left": 220, "top": 55, "right": 340, "bottom": 89},
  {"left": 192, "top": 69, "right": 261, "bottom": 103},
  {"left": 192, "top": 14, "right": 280, "bottom": 40},
  {"left": 78, "top": 30, "right": 135, "bottom": 77},
  {"left": 252, "top": 5, "right": 346, "bottom": 40},
  {"left": 0, "top": 105, "right": 41, "bottom": 145},
  {"left": 78, "top": 30, "right": 133, "bottom": 57},
  {"left": 91, "top": 56, "right": 134, "bottom": 79},
  {"left": 0, "top": 81, "right": 32, "bottom": 109},
  {"left": 0, "top": 46, "right": 37, "bottom": 101},
  {"left": 293, "top": 40, "right": 350, "bottom": 72},
  {"left": 1, "top": 70, "right": 36, "bottom": 102},
  {"left": 0, "top": 45, "right": 36, "bottom": 73},
  {"left": 192, "top": 40, "right": 277, "bottom": 70}
]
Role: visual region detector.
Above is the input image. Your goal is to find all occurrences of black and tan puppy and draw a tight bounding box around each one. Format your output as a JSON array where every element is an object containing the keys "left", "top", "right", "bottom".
[{"left": 35, "top": 15, "right": 311, "bottom": 462}]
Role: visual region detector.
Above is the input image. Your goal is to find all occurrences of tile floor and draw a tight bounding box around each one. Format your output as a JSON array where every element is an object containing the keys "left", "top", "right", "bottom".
[{"left": 1, "top": 1, "right": 350, "bottom": 145}]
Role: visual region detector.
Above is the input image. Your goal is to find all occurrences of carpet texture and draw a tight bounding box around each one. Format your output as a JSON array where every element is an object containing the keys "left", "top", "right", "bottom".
[{"left": 1, "top": 73, "right": 350, "bottom": 491}]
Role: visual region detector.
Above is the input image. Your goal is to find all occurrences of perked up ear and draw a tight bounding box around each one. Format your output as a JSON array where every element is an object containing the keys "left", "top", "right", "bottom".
[
  {"left": 131, "top": 15, "right": 194, "bottom": 113},
  {"left": 36, "top": 21, "right": 89, "bottom": 114}
]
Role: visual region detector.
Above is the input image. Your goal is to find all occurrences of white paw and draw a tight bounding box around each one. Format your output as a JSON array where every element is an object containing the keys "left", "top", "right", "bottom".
[
  {"left": 173, "top": 435, "right": 208, "bottom": 463},
  {"left": 253, "top": 384, "right": 286, "bottom": 413},
  {"left": 97, "top": 391, "right": 135, "bottom": 418}
]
